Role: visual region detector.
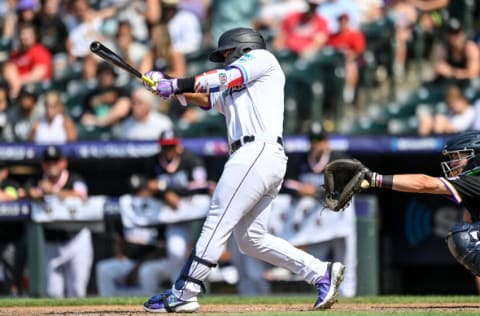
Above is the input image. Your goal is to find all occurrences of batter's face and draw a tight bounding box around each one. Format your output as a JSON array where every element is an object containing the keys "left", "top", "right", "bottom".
[{"left": 222, "top": 49, "right": 235, "bottom": 65}]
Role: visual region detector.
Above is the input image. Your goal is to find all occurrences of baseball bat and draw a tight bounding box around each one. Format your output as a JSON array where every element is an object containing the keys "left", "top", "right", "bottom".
[{"left": 89, "top": 41, "right": 187, "bottom": 105}]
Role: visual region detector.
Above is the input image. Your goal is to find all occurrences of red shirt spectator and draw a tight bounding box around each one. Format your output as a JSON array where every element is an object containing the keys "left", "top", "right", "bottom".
[
  {"left": 273, "top": 0, "right": 329, "bottom": 56},
  {"left": 2, "top": 23, "right": 53, "bottom": 97},
  {"left": 327, "top": 24, "right": 365, "bottom": 55},
  {"left": 8, "top": 43, "right": 53, "bottom": 79},
  {"left": 326, "top": 13, "right": 366, "bottom": 104}
]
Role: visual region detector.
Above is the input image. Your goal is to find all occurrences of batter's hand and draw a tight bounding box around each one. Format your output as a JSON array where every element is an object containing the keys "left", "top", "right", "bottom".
[
  {"left": 155, "top": 79, "right": 179, "bottom": 99},
  {"left": 143, "top": 71, "right": 165, "bottom": 95}
]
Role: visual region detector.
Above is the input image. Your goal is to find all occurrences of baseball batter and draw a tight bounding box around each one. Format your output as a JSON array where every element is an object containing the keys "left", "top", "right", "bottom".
[{"left": 141, "top": 27, "right": 345, "bottom": 313}]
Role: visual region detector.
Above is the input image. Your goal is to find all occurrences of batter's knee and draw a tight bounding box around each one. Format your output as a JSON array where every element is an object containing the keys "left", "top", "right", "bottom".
[{"left": 446, "top": 223, "right": 480, "bottom": 276}]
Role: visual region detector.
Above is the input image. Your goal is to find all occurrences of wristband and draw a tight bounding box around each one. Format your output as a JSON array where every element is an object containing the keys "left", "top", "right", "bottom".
[
  {"left": 381, "top": 175, "right": 394, "bottom": 190},
  {"left": 176, "top": 77, "right": 196, "bottom": 93}
]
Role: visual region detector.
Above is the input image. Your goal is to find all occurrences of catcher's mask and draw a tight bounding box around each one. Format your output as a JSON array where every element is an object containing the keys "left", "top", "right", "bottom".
[
  {"left": 208, "top": 27, "right": 266, "bottom": 65},
  {"left": 441, "top": 131, "right": 480, "bottom": 178}
]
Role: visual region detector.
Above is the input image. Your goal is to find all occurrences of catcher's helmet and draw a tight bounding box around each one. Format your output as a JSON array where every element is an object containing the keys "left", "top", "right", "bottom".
[
  {"left": 441, "top": 130, "right": 480, "bottom": 177},
  {"left": 209, "top": 28, "right": 266, "bottom": 65}
]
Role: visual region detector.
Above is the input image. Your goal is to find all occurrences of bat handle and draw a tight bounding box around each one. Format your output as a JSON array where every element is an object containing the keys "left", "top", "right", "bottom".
[{"left": 141, "top": 74, "right": 187, "bottom": 106}]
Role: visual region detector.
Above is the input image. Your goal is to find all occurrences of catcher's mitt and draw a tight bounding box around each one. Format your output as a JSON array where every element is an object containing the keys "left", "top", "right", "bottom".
[{"left": 323, "top": 158, "right": 369, "bottom": 212}]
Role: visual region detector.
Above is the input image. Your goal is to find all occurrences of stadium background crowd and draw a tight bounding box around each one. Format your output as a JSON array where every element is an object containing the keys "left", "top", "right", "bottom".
[
  {"left": 1, "top": 0, "right": 479, "bottom": 142},
  {"left": 0, "top": 0, "right": 480, "bottom": 298}
]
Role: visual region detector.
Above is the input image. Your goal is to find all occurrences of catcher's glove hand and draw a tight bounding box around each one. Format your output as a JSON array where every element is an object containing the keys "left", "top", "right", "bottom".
[{"left": 323, "top": 158, "right": 370, "bottom": 212}]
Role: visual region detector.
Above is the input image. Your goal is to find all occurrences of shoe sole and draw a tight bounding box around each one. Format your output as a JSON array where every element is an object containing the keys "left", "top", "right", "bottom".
[
  {"left": 144, "top": 301, "right": 200, "bottom": 313},
  {"left": 313, "top": 262, "right": 345, "bottom": 310}
]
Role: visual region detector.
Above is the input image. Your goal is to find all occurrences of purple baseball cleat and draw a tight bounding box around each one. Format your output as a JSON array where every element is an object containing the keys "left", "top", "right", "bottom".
[
  {"left": 313, "top": 262, "right": 345, "bottom": 310},
  {"left": 143, "top": 289, "right": 200, "bottom": 313}
]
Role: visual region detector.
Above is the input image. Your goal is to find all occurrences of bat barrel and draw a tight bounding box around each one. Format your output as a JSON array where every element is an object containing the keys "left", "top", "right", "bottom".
[{"left": 90, "top": 41, "right": 102, "bottom": 52}]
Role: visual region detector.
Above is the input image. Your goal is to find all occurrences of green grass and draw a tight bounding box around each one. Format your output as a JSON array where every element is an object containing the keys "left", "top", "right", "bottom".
[{"left": 0, "top": 295, "right": 479, "bottom": 315}]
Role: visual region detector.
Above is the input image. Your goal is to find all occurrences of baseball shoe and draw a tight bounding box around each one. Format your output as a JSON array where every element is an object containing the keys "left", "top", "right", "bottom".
[
  {"left": 313, "top": 262, "right": 345, "bottom": 310},
  {"left": 143, "top": 289, "right": 200, "bottom": 313}
]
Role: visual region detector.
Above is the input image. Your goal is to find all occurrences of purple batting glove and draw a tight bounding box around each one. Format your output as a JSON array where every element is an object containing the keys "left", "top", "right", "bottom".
[
  {"left": 156, "top": 78, "right": 179, "bottom": 99},
  {"left": 143, "top": 71, "right": 165, "bottom": 93}
]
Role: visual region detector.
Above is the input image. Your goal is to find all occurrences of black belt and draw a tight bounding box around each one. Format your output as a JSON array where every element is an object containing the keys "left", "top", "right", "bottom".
[{"left": 231, "top": 136, "right": 283, "bottom": 153}]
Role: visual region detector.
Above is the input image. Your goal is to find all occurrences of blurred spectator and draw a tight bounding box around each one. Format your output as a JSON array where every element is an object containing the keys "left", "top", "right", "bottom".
[
  {"left": 0, "top": 161, "right": 27, "bottom": 296},
  {"left": 0, "top": 82, "right": 11, "bottom": 141},
  {"left": 65, "top": 0, "right": 116, "bottom": 63},
  {"left": 253, "top": 0, "right": 307, "bottom": 35},
  {"left": 2, "top": 22, "right": 52, "bottom": 98},
  {"left": 65, "top": 53, "right": 98, "bottom": 96},
  {"left": 34, "top": 0, "right": 69, "bottom": 57},
  {"left": 417, "top": 85, "right": 475, "bottom": 136},
  {"left": 144, "top": 0, "right": 162, "bottom": 29},
  {"left": 117, "top": 87, "right": 174, "bottom": 141},
  {"left": 140, "top": 23, "right": 186, "bottom": 79},
  {"left": 209, "top": 0, "right": 260, "bottom": 45},
  {"left": 0, "top": 1, "right": 17, "bottom": 47},
  {"left": 161, "top": 0, "right": 203, "bottom": 54},
  {"left": 99, "top": 0, "right": 150, "bottom": 43},
  {"left": 80, "top": 62, "right": 131, "bottom": 130},
  {"left": 29, "top": 90, "right": 77, "bottom": 144},
  {"left": 356, "top": 0, "right": 384, "bottom": 25},
  {"left": 3, "top": 84, "right": 43, "bottom": 142},
  {"left": 427, "top": 18, "right": 480, "bottom": 89},
  {"left": 272, "top": 0, "right": 329, "bottom": 58},
  {"left": 178, "top": 0, "right": 210, "bottom": 20},
  {"left": 139, "top": 23, "right": 186, "bottom": 117},
  {"left": 316, "top": 0, "right": 360, "bottom": 34},
  {"left": 110, "top": 20, "right": 148, "bottom": 86},
  {"left": 25, "top": 145, "right": 92, "bottom": 298},
  {"left": 96, "top": 174, "right": 167, "bottom": 297},
  {"left": 0, "top": 161, "right": 26, "bottom": 202},
  {"left": 413, "top": 0, "right": 449, "bottom": 37},
  {"left": 16, "top": 0, "right": 39, "bottom": 23},
  {"left": 388, "top": 0, "right": 418, "bottom": 79},
  {"left": 327, "top": 13, "right": 366, "bottom": 105}
]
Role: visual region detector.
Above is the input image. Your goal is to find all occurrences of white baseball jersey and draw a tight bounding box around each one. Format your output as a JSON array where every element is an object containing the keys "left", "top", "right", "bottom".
[{"left": 209, "top": 49, "right": 285, "bottom": 144}]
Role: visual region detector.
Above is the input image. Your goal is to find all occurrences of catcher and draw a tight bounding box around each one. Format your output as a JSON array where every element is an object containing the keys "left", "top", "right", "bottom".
[{"left": 323, "top": 130, "right": 480, "bottom": 279}]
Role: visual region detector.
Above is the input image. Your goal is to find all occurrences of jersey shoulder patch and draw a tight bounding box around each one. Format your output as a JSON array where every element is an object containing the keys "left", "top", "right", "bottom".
[{"left": 237, "top": 53, "right": 255, "bottom": 63}]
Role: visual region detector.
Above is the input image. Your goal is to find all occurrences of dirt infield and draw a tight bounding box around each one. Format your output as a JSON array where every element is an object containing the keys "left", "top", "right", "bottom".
[{"left": 2, "top": 302, "right": 480, "bottom": 315}]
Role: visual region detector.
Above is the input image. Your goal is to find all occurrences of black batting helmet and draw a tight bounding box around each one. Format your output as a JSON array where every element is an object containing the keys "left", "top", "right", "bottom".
[
  {"left": 209, "top": 27, "right": 266, "bottom": 65},
  {"left": 441, "top": 130, "right": 480, "bottom": 177}
]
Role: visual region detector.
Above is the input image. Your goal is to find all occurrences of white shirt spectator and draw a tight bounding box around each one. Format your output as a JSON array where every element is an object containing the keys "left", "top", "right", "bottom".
[
  {"left": 168, "top": 10, "right": 203, "bottom": 54},
  {"left": 118, "top": 87, "right": 174, "bottom": 141},
  {"left": 447, "top": 106, "right": 476, "bottom": 132},
  {"left": 119, "top": 111, "right": 174, "bottom": 141}
]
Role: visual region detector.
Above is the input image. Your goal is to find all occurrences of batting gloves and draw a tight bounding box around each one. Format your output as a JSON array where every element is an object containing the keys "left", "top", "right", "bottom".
[{"left": 144, "top": 71, "right": 179, "bottom": 98}]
